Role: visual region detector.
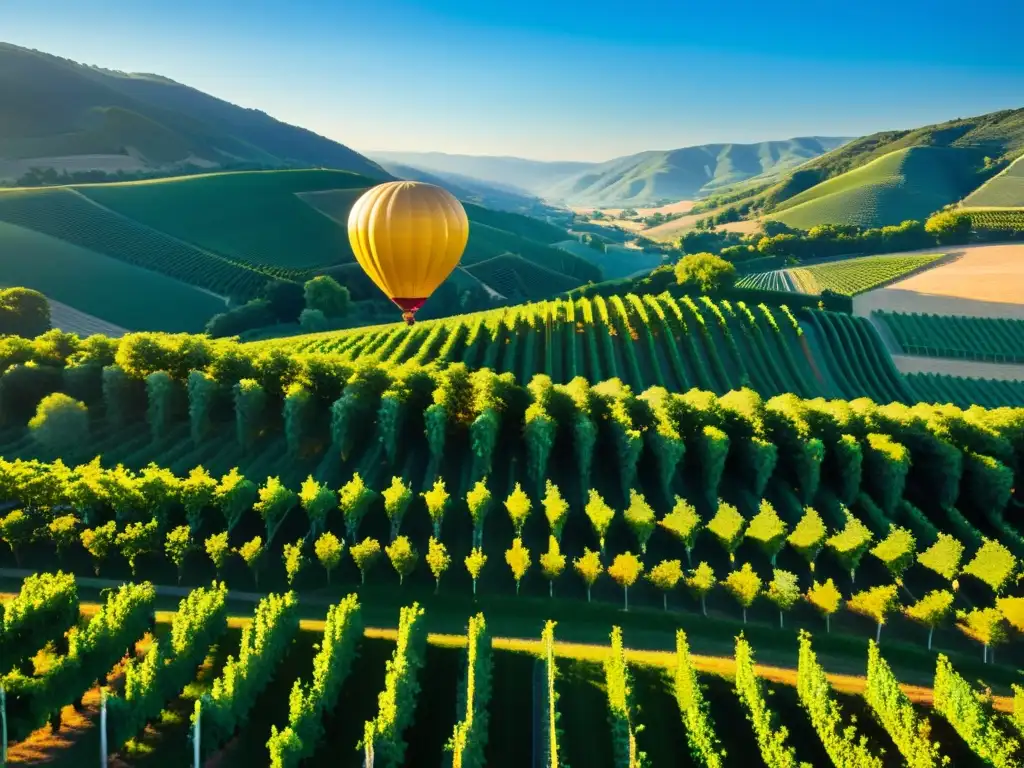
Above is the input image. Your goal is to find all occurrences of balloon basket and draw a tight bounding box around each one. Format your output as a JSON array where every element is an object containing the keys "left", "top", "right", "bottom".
[{"left": 401, "top": 311, "right": 416, "bottom": 326}]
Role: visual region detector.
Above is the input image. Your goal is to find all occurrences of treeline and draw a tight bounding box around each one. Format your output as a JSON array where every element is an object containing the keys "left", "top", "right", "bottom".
[{"left": 6, "top": 160, "right": 300, "bottom": 189}]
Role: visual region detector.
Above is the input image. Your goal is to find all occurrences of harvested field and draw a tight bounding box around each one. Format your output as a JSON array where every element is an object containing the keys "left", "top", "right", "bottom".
[{"left": 571, "top": 200, "right": 695, "bottom": 217}]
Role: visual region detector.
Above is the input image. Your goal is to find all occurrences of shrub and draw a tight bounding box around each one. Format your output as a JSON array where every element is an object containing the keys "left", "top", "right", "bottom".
[
  {"left": 304, "top": 275, "right": 351, "bottom": 318},
  {"left": 28, "top": 393, "right": 88, "bottom": 452},
  {"left": 0, "top": 287, "right": 50, "bottom": 338},
  {"left": 674, "top": 253, "right": 737, "bottom": 293}
]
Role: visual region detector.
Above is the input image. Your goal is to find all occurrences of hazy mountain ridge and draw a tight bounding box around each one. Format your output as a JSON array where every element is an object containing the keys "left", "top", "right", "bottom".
[
  {"left": 371, "top": 137, "right": 850, "bottom": 207},
  {"left": 0, "top": 42, "right": 388, "bottom": 180}
]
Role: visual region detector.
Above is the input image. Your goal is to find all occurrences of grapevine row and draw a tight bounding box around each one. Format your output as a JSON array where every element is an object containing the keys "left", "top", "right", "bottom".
[
  {"left": 0, "top": 571, "right": 78, "bottom": 670},
  {"left": 672, "top": 630, "right": 725, "bottom": 768},
  {"left": 603, "top": 626, "right": 648, "bottom": 768},
  {"left": 733, "top": 635, "right": 803, "bottom": 768},
  {"left": 447, "top": 613, "right": 493, "bottom": 768}
]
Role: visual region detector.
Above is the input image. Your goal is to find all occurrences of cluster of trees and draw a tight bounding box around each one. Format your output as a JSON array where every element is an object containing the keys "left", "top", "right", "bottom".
[
  {"left": 205, "top": 275, "right": 351, "bottom": 338},
  {"left": 673, "top": 253, "right": 737, "bottom": 293},
  {"left": 0, "top": 287, "right": 51, "bottom": 339}
]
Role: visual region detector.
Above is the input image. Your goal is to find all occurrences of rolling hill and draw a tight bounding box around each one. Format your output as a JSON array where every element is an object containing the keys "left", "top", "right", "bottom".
[
  {"left": 716, "top": 107, "right": 1024, "bottom": 228},
  {"left": 0, "top": 169, "right": 602, "bottom": 329},
  {"left": 962, "top": 153, "right": 1024, "bottom": 208},
  {"left": 370, "top": 137, "right": 849, "bottom": 207},
  {"left": 768, "top": 146, "right": 984, "bottom": 228},
  {"left": 0, "top": 42, "right": 388, "bottom": 181}
]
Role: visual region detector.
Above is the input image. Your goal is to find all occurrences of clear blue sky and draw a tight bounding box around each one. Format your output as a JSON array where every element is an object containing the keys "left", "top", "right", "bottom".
[{"left": 3, "top": 0, "right": 1023, "bottom": 161}]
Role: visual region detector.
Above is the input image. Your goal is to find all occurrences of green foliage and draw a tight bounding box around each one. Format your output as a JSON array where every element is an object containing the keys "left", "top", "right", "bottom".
[
  {"left": 422, "top": 478, "right": 450, "bottom": 539},
  {"left": 623, "top": 489, "right": 656, "bottom": 554},
  {"left": 962, "top": 538, "right": 1017, "bottom": 593},
  {"left": 0, "top": 509, "right": 33, "bottom": 564},
  {"left": 504, "top": 482, "right": 532, "bottom": 538},
  {"left": 350, "top": 537, "right": 382, "bottom": 584},
  {"left": 722, "top": 563, "right": 762, "bottom": 622},
  {"left": 608, "top": 551, "right": 644, "bottom": 610},
  {"left": 304, "top": 275, "right": 350, "bottom": 318},
  {"left": 299, "top": 476, "right": 336, "bottom": 538},
  {"left": 924, "top": 210, "right": 972, "bottom": 244},
  {"left": 383, "top": 476, "right": 413, "bottom": 540},
  {"left": 539, "top": 536, "right": 567, "bottom": 596},
  {"left": 216, "top": 467, "right": 258, "bottom": 534},
  {"left": 465, "top": 547, "right": 487, "bottom": 594},
  {"left": 573, "top": 547, "right": 603, "bottom": 602},
  {"left": 28, "top": 392, "right": 88, "bottom": 452},
  {"left": 869, "top": 526, "right": 916, "bottom": 583},
  {"left": 542, "top": 480, "right": 569, "bottom": 542},
  {"left": 426, "top": 536, "right": 450, "bottom": 592},
  {"left": 904, "top": 590, "right": 954, "bottom": 649},
  {"left": 658, "top": 496, "right": 701, "bottom": 564},
  {"left": 745, "top": 500, "right": 788, "bottom": 565},
  {"left": 385, "top": 535, "right": 418, "bottom": 585},
  {"left": 847, "top": 584, "right": 900, "bottom": 641},
  {"left": 673, "top": 630, "right": 725, "bottom": 768},
  {"left": 237, "top": 536, "right": 265, "bottom": 586},
  {"left": 0, "top": 287, "right": 50, "bottom": 338},
  {"left": 205, "top": 531, "right": 232, "bottom": 574},
  {"left": 706, "top": 501, "right": 745, "bottom": 561},
  {"left": 584, "top": 489, "right": 616, "bottom": 553},
  {"left": 234, "top": 378, "right": 267, "bottom": 448},
  {"left": 115, "top": 519, "right": 159, "bottom": 576},
  {"left": 505, "top": 537, "right": 532, "bottom": 594},
  {"left": 685, "top": 561, "right": 716, "bottom": 616},
  {"left": 917, "top": 533, "right": 964, "bottom": 582},
  {"left": 646, "top": 559, "right": 683, "bottom": 610},
  {"left": 164, "top": 525, "right": 194, "bottom": 582},
  {"left": 254, "top": 476, "right": 298, "bottom": 547},
  {"left": 788, "top": 507, "right": 827, "bottom": 570},
  {"left": 766, "top": 569, "right": 801, "bottom": 626},
  {"left": 806, "top": 579, "right": 842, "bottom": 631},
  {"left": 826, "top": 511, "right": 873, "bottom": 582},
  {"left": 674, "top": 252, "right": 737, "bottom": 293},
  {"left": 734, "top": 635, "right": 802, "bottom": 768},
  {"left": 314, "top": 532, "right": 344, "bottom": 583}
]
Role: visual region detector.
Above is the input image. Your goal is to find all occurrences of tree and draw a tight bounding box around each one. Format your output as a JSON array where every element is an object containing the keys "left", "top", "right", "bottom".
[
  {"left": 673, "top": 252, "right": 737, "bottom": 293},
  {"left": 0, "top": 509, "right": 33, "bottom": 565},
  {"left": 426, "top": 537, "right": 450, "bottom": 593},
  {"left": 165, "top": 525, "right": 195, "bottom": 584},
  {"left": 539, "top": 536, "right": 566, "bottom": 597},
  {"left": 254, "top": 476, "right": 297, "bottom": 547},
  {"left": 237, "top": 536, "right": 265, "bottom": 586},
  {"left": 707, "top": 501, "right": 745, "bottom": 563},
  {"left": 685, "top": 562, "right": 715, "bottom": 616},
  {"left": 466, "top": 480, "right": 491, "bottom": 547},
  {"left": 806, "top": 579, "right": 842, "bottom": 633},
  {"left": 116, "top": 519, "right": 159, "bottom": 577},
  {"left": 870, "top": 526, "right": 916, "bottom": 586},
  {"left": 847, "top": 584, "right": 900, "bottom": 643},
  {"left": 339, "top": 473, "right": 376, "bottom": 543},
  {"left": 28, "top": 393, "right": 88, "bottom": 452},
  {"left": 904, "top": 590, "right": 954, "bottom": 650},
  {"left": 383, "top": 476, "right": 413, "bottom": 540},
  {"left": 623, "top": 489, "right": 656, "bottom": 553},
  {"left": 263, "top": 279, "right": 306, "bottom": 323},
  {"left": 766, "top": 569, "right": 800, "bottom": 628},
  {"left": 608, "top": 552, "right": 644, "bottom": 611},
  {"left": 658, "top": 496, "right": 701, "bottom": 566},
  {"left": 465, "top": 547, "right": 487, "bottom": 596},
  {"left": 81, "top": 520, "right": 117, "bottom": 575},
  {"left": 722, "top": 563, "right": 762, "bottom": 624},
  {"left": 542, "top": 480, "right": 569, "bottom": 542},
  {"left": 787, "top": 507, "right": 827, "bottom": 572},
  {"left": 299, "top": 308, "right": 328, "bottom": 333},
  {"left": 925, "top": 210, "right": 972, "bottom": 245},
  {"left": 573, "top": 548, "right": 603, "bottom": 602},
  {"left": 205, "top": 299, "right": 275, "bottom": 338},
  {"left": 386, "top": 536, "right": 418, "bottom": 585},
  {"left": 300, "top": 476, "right": 337, "bottom": 538},
  {"left": 205, "top": 531, "right": 231, "bottom": 575},
  {"left": 646, "top": 559, "right": 683, "bottom": 610},
  {"left": 216, "top": 468, "right": 258, "bottom": 534},
  {"left": 181, "top": 467, "right": 217, "bottom": 534},
  {"left": 422, "top": 478, "right": 450, "bottom": 539},
  {"left": 826, "top": 512, "right": 873, "bottom": 584},
  {"left": 505, "top": 538, "right": 532, "bottom": 595},
  {"left": 996, "top": 595, "right": 1024, "bottom": 633},
  {"left": 0, "top": 287, "right": 50, "bottom": 338},
  {"left": 745, "top": 500, "right": 788, "bottom": 566},
  {"left": 283, "top": 540, "right": 306, "bottom": 586},
  {"left": 48, "top": 514, "right": 79, "bottom": 557},
  {"left": 584, "top": 489, "right": 615, "bottom": 553},
  {"left": 304, "top": 275, "right": 351, "bottom": 318},
  {"left": 917, "top": 533, "right": 964, "bottom": 583},
  {"left": 350, "top": 537, "right": 382, "bottom": 584},
  {"left": 504, "top": 483, "right": 532, "bottom": 537},
  {"left": 956, "top": 607, "right": 1009, "bottom": 664},
  {"left": 314, "top": 532, "right": 344, "bottom": 584}
]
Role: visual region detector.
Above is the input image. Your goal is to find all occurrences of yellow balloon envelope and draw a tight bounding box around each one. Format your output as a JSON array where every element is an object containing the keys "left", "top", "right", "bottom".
[{"left": 347, "top": 181, "right": 469, "bottom": 324}]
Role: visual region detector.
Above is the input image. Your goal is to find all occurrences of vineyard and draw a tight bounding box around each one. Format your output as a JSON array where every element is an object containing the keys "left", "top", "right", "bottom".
[
  {"left": 785, "top": 253, "right": 945, "bottom": 296},
  {"left": 962, "top": 155, "right": 1024, "bottom": 208},
  {"left": 734, "top": 270, "right": 792, "bottom": 292},
  {"left": 876, "top": 310, "right": 1024, "bottom": 364},
  {"left": 962, "top": 207, "right": 1024, "bottom": 232},
  {"left": 905, "top": 373, "right": 1024, "bottom": 409},
  {"left": 3, "top": 575, "right": 1023, "bottom": 766},
  {"left": 248, "top": 292, "right": 915, "bottom": 404},
  {"left": 0, "top": 187, "right": 272, "bottom": 300}
]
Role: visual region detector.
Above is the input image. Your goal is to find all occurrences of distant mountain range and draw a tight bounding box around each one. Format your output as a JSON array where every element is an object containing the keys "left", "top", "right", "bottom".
[{"left": 370, "top": 137, "right": 851, "bottom": 207}]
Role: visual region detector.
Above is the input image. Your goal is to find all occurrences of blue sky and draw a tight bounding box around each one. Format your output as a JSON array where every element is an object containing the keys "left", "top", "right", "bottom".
[{"left": 3, "top": 0, "right": 1023, "bottom": 161}]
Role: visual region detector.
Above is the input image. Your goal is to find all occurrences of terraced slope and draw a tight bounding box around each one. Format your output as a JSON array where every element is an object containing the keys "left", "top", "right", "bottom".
[
  {"left": 787, "top": 253, "right": 945, "bottom": 296},
  {"left": 249, "top": 292, "right": 913, "bottom": 403},
  {"left": 769, "top": 147, "right": 983, "bottom": 229},
  {"left": 877, "top": 311, "right": 1024, "bottom": 364},
  {"left": 962, "top": 154, "right": 1024, "bottom": 208},
  {"left": 907, "top": 372, "right": 1024, "bottom": 408}
]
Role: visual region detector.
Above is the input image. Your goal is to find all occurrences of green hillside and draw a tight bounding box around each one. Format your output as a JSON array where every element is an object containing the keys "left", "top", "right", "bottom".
[
  {"left": 0, "top": 42, "right": 386, "bottom": 180},
  {"left": 461, "top": 254, "right": 584, "bottom": 300},
  {"left": 962, "top": 153, "right": 1024, "bottom": 207},
  {"left": 715, "top": 107, "right": 1024, "bottom": 224},
  {"left": 768, "top": 147, "right": 983, "bottom": 228},
  {"left": 0, "top": 220, "right": 224, "bottom": 331},
  {"left": 553, "top": 240, "right": 663, "bottom": 280},
  {"left": 0, "top": 170, "right": 597, "bottom": 323}
]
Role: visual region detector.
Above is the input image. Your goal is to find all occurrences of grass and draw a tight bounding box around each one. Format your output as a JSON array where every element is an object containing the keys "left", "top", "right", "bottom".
[
  {"left": 0, "top": 220, "right": 225, "bottom": 332},
  {"left": 79, "top": 169, "right": 372, "bottom": 270},
  {"left": 768, "top": 146, "right": 986, "bottom": 229},
  {"left": 786, "top": 252, "right": 945, "bottom": 296},
  {"left": 0, "top": 186, "right": 267, "bottom": 300},
  {"left": 962, "top": 154, "right": 1024, "bottom": 208}
]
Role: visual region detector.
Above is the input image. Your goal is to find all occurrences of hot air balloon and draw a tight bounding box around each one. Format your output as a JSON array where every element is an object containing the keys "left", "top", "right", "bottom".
[{"left": 347, "top": 181, "right": 470, "bottom": 325}]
